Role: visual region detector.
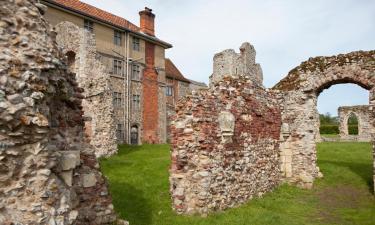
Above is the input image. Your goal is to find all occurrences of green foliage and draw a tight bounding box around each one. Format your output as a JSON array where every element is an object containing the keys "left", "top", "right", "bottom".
[
  {"left": 319, "top": 112, "right": 338, "bottom": 125},
  {"left": 100, "top": 143, "right": 375, "bottom": 225},
  {"left": 348, "top": 113, "right": 359, "bottom": 125},
  {"left": 348, "top": 124, "right": 358, "bottom": 135},
  {"left": 320, "top": 124, "right": 339, "bottom": 134}
]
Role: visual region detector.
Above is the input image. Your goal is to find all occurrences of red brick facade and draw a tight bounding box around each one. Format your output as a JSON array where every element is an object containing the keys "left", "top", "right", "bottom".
[{"left": 142, "top": 41, "right": 159, "bottom": 143}]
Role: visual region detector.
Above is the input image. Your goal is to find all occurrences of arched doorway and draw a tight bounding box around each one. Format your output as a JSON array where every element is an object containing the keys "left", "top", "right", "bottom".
[
  {"left": 347, "top": 112, "right": 359, "bottom": 135},
  {"left": 273, "top": 50, "right": 375, "bottom": 191},
  {"left": 131, "top": 125, "right": 139, "bottom": 145},
  {"left": 65, "top": 50, "right": 76, "bottom": 72}
]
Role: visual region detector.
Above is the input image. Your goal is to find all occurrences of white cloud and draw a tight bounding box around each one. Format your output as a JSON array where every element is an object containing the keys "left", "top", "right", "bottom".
[{"left": 81, "top": 0, "right": 375, "bottom": 114}]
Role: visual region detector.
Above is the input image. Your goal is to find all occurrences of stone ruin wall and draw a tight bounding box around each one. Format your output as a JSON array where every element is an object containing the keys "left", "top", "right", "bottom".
[
  {"left": 171, "top": 42, "right": 375, "bottom": 214},
  {"left": 209, "top": 42, "right": 263, "bottom": 87},
  {"left": 170, "top": 43, "right": 281, "bottom": 215},
  {"left": 54, "top": 21, "right": 117, "bottom": 158},
  {"left": 273, "top": 50, "right": 375, "bottom": 189},
  {"left": 0, "top": 1, "right": 117, "bottom": 224},
  {"left": 338, "top": 105, "right": 373, "bottom": 141}
]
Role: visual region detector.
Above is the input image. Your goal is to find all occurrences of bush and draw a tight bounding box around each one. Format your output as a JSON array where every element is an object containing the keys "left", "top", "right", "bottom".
[
  {"left": 320, "top": 124, "right": 358, "bottom": 135},
  {"left": 320, "top": 125, "right": 339, "bottom": 134},
  {"left": 348, "top": 125, "right": 358, "bottom": 135}
]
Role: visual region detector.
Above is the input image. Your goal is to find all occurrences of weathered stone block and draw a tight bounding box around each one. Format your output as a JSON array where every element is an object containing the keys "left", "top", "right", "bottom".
[
  {"left": 82, "top": 173, "right": 97, "bottom": 187},
  {"left": 61, "top": 171, "right": 73, "bottom": 187},
  {"left": 60, "top": 151, "right": 80, "bottom": 171}
]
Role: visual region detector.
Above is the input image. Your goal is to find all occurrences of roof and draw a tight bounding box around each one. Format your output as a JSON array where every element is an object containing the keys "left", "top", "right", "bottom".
[
  {"left": 43, "top": 0, "right": 172, "bottom": 48},
  {"left": 165, "top": 59, "right": 190, "bottom": 83},
  {"left": 188, "top": 79, "right": 207, "bottom": 87}
]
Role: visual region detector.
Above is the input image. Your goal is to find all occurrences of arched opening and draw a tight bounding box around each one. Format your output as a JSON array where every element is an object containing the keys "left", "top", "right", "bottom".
[
  {"left": 273, "top": 51, "right": 375, "bottom": 194},
  {"left": 130, "top": 125, "right": 139, "bottom": 145},
  {"left": 318, "top": 84, "right": 368, "bottom": 141},
  {"left": 347, "top": 112, "right": 359, "bottom": 135},
  {"left": 65, "top": 50, "right": 76, "bottom": 71}
]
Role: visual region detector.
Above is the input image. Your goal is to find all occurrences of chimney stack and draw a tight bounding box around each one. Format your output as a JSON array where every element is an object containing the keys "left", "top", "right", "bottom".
[{"left": 139, "top": 7, "right": 155, "bottom": 36}]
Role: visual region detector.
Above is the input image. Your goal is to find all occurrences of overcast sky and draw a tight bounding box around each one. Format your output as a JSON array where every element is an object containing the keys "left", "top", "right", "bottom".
[{"left": 82, "top": 0, "right": 374, "bottom": 116}]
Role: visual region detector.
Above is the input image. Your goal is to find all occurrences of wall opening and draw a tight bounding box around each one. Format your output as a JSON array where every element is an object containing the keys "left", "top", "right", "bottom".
[
  {"left": 131, "top": 125, "right": 139, "bottom": 145},
  {"left": 317, "top": 84, "right": 368, "bottom": 140},
  {"left": 347, "top": 112, "right": 359, "bottom": 135},
  {"left": 65, "top": 50, "right": 76, "bottom": 71}
]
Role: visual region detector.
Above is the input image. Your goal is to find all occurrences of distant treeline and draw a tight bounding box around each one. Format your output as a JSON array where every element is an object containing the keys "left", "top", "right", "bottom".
[{"left": 319, "top": 113, "right": 358, "bottom": 134}]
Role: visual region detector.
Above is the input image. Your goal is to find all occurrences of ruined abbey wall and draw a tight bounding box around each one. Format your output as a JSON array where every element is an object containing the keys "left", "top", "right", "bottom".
[
  {"left": 170, "top": 43, "right": 281, "bottom": 215},
  {"left": 273, "top": 50, "right": 375, "bottom": 189},
  {"left": 171, "top": 42, "right": 375, "bottom": 214},
  {"left": 54, "top": 21, "right": 117, "bottom": 158},
  {"left": 0, "top": 1, "right": 116, "bottom": 224},
  {"left": 338, "top": 105, "right": 372, "bottom": 141}
]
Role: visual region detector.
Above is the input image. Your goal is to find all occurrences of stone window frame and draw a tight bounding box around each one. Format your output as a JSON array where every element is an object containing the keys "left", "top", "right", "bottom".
[
  {"left": 166, "top": 86, "right": 173, "bottom": 96},
  {"left": 113, "top": 30, "right": 122, "bottom": 46},
  {"left": 113, "top": 59, "right": 123, "bottom": 76},
  {"left": 113, "top": 92, "right": 123, "bottom": 107},
  {"left": 83, "top": 19, "right": 94, "bottom": 33},
  {"left": 132, "top": 94, "right": 141, "bottom": 111},
  {"left": 132, "top": 37, "right": 140, "bottom": 51},
  {"left": 131, "top": 63, "right": 141, "bottom": 80}
]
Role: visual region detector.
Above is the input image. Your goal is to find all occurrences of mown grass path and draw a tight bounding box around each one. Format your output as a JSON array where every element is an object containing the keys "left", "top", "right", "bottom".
[{"left": 100, "top": 143, "right": 375, "bottom": 225}]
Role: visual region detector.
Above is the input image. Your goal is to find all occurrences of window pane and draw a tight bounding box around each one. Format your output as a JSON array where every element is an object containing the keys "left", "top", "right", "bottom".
[
  {"left": 114, "top": 31, "right": 121, "bottom": 46},
  {"left": 84, "top": 20, "right": 93, "bottom": 32}
]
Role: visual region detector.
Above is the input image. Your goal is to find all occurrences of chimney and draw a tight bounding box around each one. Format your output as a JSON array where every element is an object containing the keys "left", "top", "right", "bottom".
[{"left": 139, "top": 7, "right": 155, "bottom": 36}]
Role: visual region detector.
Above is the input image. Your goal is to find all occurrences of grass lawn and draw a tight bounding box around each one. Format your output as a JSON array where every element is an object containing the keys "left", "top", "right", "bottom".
[{"left": 100, "top": 143, "right": 375, "bottom": 225}]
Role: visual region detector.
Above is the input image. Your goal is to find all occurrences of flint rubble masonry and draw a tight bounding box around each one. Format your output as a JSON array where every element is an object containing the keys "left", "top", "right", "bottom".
[
  {"left": 171, "top": 42, "right": 375, "bottom": 215},
  {"left": 0, "top": 1, "right": 117, "bottom": 224},
  {"left": 170, "top": 43, "right": 281, "bottom": 215},
  {"left": 54, "top": 21, "right": 117, "bottom": 158}
]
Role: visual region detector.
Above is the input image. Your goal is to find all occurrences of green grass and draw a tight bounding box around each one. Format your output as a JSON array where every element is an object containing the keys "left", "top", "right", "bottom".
[{"left": 100, "top": 143, "right": 375, "bottom": 225}]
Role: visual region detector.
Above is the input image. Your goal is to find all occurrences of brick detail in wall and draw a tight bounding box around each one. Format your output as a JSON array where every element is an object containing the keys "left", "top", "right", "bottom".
[{"left": 143, "top": 41, "right": 159, "bottom": 143}]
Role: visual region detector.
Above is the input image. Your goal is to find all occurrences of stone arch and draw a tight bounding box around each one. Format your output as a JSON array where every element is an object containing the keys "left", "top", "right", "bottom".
[
  {"left": 338, "top": 105, "right": 372, "bottom": 141},
  {"left": 273, "top": 50, "right": 375, "bottom": 190},
  {"left": 54, "top": 21, "right": 117, "bottom": 158}
]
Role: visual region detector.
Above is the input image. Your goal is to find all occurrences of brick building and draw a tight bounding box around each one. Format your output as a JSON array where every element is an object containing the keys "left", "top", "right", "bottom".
[{"left": 42, "top": 0, "right": 172, "bottom": 144}]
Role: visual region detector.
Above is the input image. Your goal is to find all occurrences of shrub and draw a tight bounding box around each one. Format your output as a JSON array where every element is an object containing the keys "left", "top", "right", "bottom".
[
  {"left": 320, "top": 124, "right": 358, "bottom": 135},
  {"left": 348, "top": 125, "right": 358, "bottom": 135},
  {"left": 320, "top": 125, "right": 339, "bottom": 134}
]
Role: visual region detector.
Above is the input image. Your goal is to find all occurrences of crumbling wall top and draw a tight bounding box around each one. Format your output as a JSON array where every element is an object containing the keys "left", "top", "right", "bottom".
[
  {"left": 210, "top": 42, "right": 263, "bottom": 86},
  {"left": 273, "top": 50, "right": 375, "bottom": 92}
]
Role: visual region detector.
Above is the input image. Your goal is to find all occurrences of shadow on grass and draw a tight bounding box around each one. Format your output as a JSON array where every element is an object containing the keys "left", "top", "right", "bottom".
[
  {"left": 109, "top": 181, "right": 153, "bottom": 225},
  {"left": 318, "top": 159, "right": 374, "bottom": 193}
]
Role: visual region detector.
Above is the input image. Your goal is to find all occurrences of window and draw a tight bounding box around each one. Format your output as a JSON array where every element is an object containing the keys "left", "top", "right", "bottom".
[
  {"left": 166, "top": 86, "right": 173, "bottom": 96},
  {"left": 84, "top": 19, "right": 94, "bottom": 32},
  {"left": 132, "top": 64, "right": 141, "bottom": 80},
  {"left": 114, "top": 30, "right": 122, "bottom": 46},
  {"left": 113, "top": 92, "right": 123, "bottom": 107},
  {"left": 116, "top": 123, "right": 124, "bottom": 142},
  {"left": 132, "top": 37, "right": 140, "bottom": 51},
  {"left": 113, "top": 59, "right": 123, "bottom": 76},
  {"left": 132, "top": 94, "right": 140, "bottom": 111}
]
